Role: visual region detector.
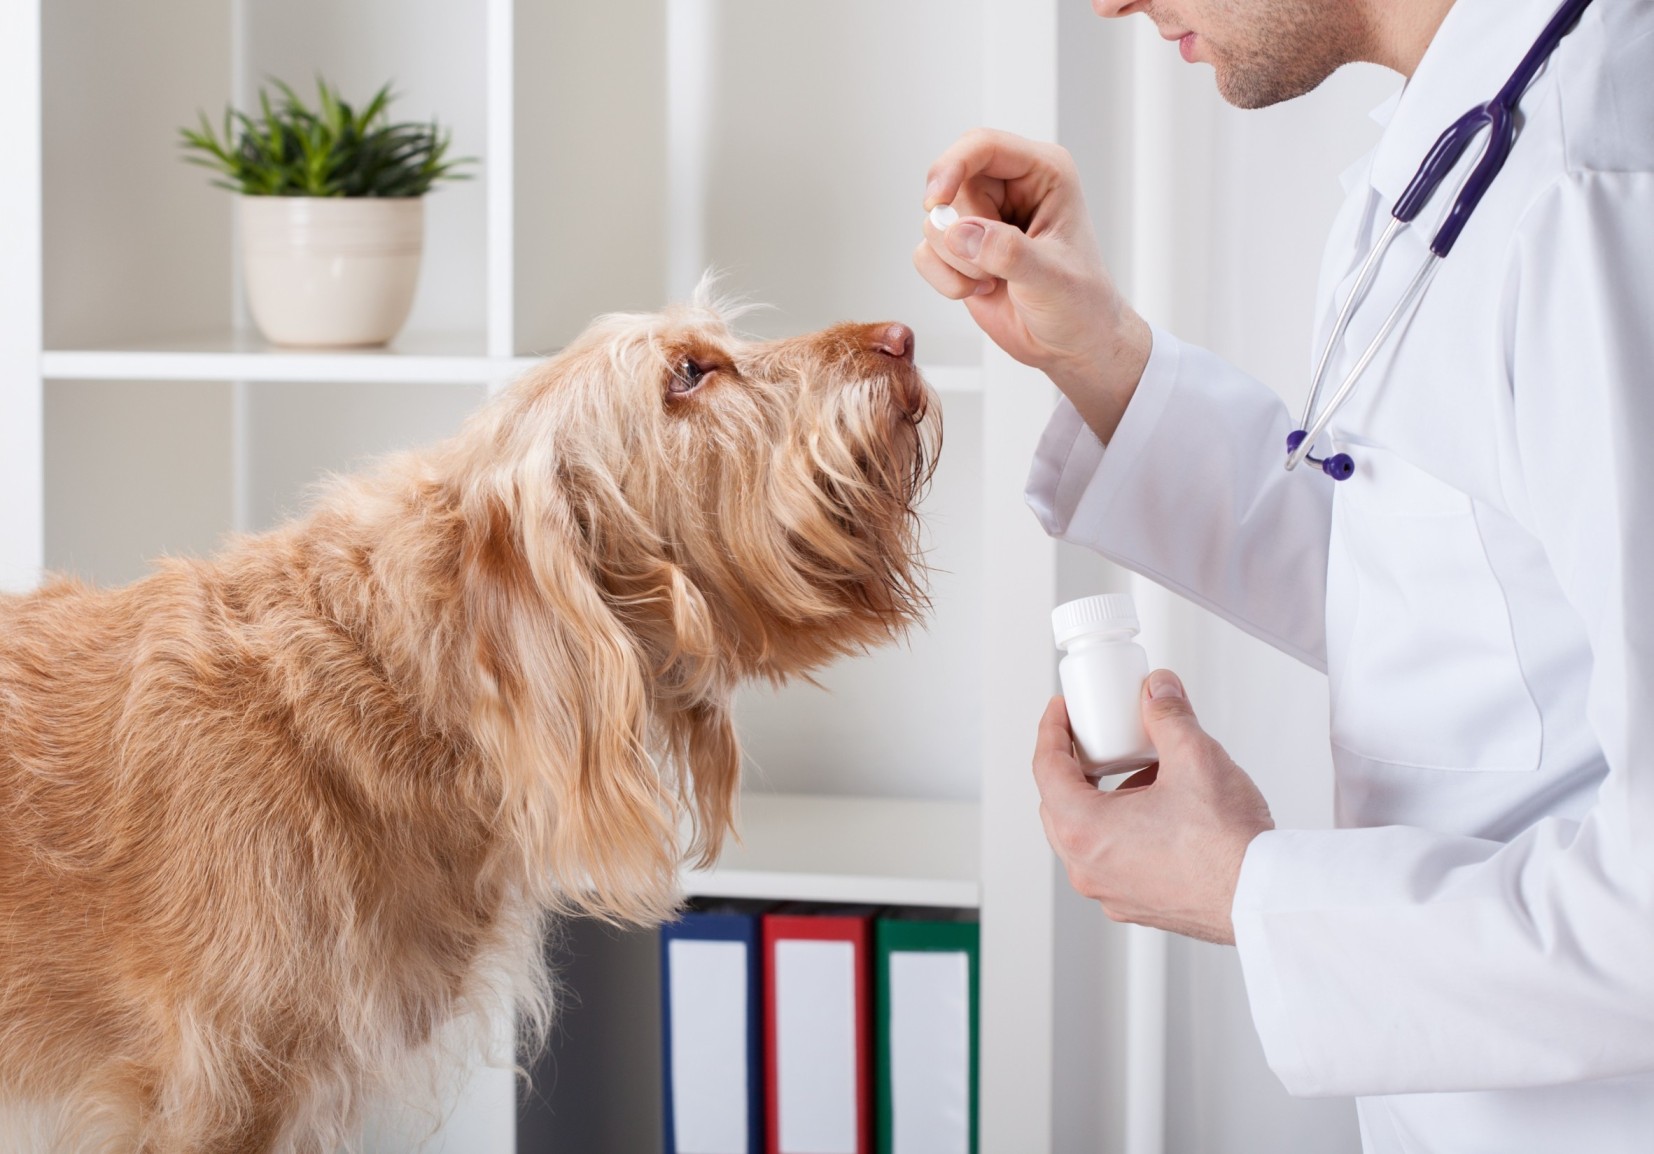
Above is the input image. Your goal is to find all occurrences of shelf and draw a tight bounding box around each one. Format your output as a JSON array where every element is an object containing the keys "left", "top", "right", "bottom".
[
  {"left": 41, "top": 331, "right": 538, "bottom": 386},
  {"left": 680, "top": 791, "right": 980, "bottom": 908},
  {"left": 41, "top": 336, "right": 983, "bottom": 394}
]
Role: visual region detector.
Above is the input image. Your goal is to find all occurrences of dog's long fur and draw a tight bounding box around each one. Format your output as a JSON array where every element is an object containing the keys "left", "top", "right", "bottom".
[{"left": 0, "top": 290, "right": 937, "bottom": 1152}]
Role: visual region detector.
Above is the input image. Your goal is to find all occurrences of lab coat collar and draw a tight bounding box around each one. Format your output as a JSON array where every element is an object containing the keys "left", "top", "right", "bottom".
[
  {"left": 1369, "top": 90, "right": 1402, "bottom": 130},
  {"left": 1367, "top": 0, "right": 1566, "bottom": 208},
  {"left": 1338, "top": 91, "right": 1404, "bottom": 196}
]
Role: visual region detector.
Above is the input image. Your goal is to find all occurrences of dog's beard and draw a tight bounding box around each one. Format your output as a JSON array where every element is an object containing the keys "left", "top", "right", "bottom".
[{"left": 794, "top": 377, "right": 936, "bottom": 636}]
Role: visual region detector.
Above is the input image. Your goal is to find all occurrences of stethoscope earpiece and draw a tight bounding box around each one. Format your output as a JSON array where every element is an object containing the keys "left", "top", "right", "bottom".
[{"left": 1286, "top": 431, "right": 1355, "bottom": 482}]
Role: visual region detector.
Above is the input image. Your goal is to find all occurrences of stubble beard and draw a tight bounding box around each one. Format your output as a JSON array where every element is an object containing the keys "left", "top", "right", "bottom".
[{"left": 1185, "top": 0, "right": 1370, "bottom": 110}]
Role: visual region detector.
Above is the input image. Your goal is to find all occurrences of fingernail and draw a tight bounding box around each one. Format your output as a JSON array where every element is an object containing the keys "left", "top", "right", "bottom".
[
  {"left": 972, "top": 279, "right": 996, "bottom": 297},
  {"left": 924, "top": 177, "right": 944, "bottom": 206},
  {"left": 948, "top": 221, "right": 985, "bottom": 260},
  {"left": 1148, "top": 670, "right": 1184, "bottom": 699}
]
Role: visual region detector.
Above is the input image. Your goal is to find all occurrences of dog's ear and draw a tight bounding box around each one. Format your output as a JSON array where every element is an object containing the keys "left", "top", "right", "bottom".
[
  {"left": 661, "top": 561, "right": 717, "bottom": 673},
  {"left": 465, "top": 493, "right": 680, "bottom": 926},
  {"left": 674, "top": 700, "right": 739, "bottom": 871}
]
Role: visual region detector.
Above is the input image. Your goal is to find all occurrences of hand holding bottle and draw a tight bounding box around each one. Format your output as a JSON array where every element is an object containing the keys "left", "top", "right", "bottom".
[{"left": 1032, "top": 671, "right": 1276, "bottom": 946}]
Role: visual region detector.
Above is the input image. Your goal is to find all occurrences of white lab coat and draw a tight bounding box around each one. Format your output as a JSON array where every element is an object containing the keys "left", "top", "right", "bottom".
[{"left": 1025, "top": 0, "right": 1654, "bottom": 1149}]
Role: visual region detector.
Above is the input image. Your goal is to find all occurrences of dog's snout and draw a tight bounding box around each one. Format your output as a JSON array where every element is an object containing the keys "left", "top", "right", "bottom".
[
  {"left": 870, "top": 323, "right": 915, "bottom": 364},
  {"left": 851, "top": 322, "right": 925, "bottom": 416}
]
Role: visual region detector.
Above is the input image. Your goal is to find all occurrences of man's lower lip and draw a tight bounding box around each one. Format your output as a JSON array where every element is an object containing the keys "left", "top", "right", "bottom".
[{"left": 1180, "top": 32, "right": 1196, "bottom": 62}]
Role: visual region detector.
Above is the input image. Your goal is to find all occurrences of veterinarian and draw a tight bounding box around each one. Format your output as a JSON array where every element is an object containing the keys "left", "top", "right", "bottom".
[{"left": 917, "top": 0, "right": 1654, "bottom": 1150}]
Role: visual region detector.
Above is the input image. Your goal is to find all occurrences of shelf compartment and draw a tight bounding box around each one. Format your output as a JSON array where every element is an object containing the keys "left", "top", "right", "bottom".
[{"left": 681, "top": 792, "right": 980, "bottom": 909}]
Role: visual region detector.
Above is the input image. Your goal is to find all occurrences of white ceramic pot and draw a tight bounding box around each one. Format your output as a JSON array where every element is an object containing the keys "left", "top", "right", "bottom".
[{"left": 240, "top": 196, "right": 424, "bottom": 347}]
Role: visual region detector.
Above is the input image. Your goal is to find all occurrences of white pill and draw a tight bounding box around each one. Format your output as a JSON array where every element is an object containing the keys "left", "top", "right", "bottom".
[{"left": 929, "top": 203, "right": 960, "bottom": 230}]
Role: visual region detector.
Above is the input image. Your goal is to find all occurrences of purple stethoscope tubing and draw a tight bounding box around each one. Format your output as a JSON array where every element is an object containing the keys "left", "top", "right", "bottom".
[{"left": 1285, "top": 0, "right": 1598, "bottom": 480}]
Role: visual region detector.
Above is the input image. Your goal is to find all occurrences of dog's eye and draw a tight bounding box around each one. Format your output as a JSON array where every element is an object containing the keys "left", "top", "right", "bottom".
[{"left": 670, "top": 358, "right": 711, "bottom": 395}]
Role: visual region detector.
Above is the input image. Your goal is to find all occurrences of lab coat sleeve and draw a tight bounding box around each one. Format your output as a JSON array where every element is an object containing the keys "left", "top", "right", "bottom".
[
  {"left": 1024, "top": 326, "right": 1333, "bottom": 670},
  {"left": 1232, "top": 172, "right": 1654, "bottom": 1096}
]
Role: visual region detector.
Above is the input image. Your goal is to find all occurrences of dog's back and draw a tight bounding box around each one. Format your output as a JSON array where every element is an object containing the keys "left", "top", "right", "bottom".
[
  {"left": 1, "top": 577, "right": 152, "bottom": 1110},
  {"left": 0, "top": 548, "right": 517, "bottom": 1152}
]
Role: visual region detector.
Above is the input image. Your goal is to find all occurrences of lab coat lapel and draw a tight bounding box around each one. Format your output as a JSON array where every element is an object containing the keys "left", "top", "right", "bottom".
[
  {"left": 1312, "top": 95, "right": 1400, "bottom": 403},
  {"left": 1368, "top": 0, "right": 1569, "bottom": 207},
  {"left": 1318, "top": 0, "right": 1569, "bottom": 458}
]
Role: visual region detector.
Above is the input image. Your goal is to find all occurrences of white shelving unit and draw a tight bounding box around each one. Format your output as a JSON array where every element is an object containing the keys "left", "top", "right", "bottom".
[
  {"left": 6, "top": 2, "right": 1080, "bottom": 1149},
  {"left": 1, "top": 1, "right": 43, "bottom": 597},
  {"left": 682, "top": 793, "right": 982, "bottom": 909},
  {"left": 40, "top": 338, "right": 538, "bottom": 387},
  {"left": 39, "top": 340, "right": 985, "bottom": 394}
]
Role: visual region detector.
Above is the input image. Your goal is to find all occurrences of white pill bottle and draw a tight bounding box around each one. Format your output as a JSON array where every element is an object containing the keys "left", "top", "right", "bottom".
[{"left": 1052, "top": 593, "right": 1157, "bottom": 780}]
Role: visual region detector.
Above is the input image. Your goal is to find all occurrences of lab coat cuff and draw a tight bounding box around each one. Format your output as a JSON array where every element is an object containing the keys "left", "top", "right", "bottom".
[
  {"left": 1024, "top": 324, "right": 1182, "bottom": 539},
  {"left": 1232, "top": 829, "right": 1323, "bottom": 1096}
]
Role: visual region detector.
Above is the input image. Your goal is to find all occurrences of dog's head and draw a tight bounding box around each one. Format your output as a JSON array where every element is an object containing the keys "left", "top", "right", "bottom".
[{"left": 448, "top": 287, "right": 939, "bottom": 922}]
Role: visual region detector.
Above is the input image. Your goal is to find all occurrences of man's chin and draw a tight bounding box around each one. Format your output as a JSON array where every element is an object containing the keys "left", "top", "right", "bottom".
[{"left": 1214, "top": 60, "right": 1338, "bottom": 110}]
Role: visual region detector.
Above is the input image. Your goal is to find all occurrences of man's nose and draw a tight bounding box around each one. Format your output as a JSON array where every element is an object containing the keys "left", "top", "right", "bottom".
[{"left": 1092, "top": 0, "right": 1148, "bottom": 17}]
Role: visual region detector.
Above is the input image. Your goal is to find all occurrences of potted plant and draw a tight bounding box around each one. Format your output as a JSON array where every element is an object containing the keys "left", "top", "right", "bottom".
[{"left": 181, "top": 78, "right": 470, "bottom": 348}]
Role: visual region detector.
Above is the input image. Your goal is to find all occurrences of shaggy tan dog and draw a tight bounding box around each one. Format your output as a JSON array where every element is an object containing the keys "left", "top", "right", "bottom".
[{"left": 0, "top": 292, "right": 938, "bottom": 1153}]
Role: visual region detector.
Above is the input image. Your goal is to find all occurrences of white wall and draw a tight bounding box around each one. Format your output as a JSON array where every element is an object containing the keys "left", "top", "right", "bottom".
[
  {"left": 42, "top": 0, "right": 232, "bottom": 350},
  {"left": 515, "top": 1, "right": 669, "bottom": 352},
  {"left": 40, "top": 0, "right": 233, "bottom": 585},
  {"left": 39, "top": 0, "right": 234, "bottom": 586},
  {"left": 45, "top": 379, "right": 233, "bottom": 584},
  {"left": 242, "top": 381, "right": 484, "bottom": 531}
]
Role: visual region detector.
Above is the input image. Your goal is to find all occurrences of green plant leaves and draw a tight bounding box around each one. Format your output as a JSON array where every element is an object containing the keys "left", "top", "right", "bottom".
[{"left": 178, "top": 76, "right": 472, "bottom": 198}]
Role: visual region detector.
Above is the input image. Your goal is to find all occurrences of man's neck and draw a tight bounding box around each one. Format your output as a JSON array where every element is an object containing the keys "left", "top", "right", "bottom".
[{"left": 1363, "top": 0, "right": 1459, "bottom": 76}]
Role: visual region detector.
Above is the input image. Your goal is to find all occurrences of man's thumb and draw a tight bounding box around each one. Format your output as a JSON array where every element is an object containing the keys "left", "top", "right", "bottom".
[
  {"left": 1142, "top": 669, "right": 1200, "bottom": 746},
  {"left": 945, "top": 218, "right": 1040, "bottom": 286}
]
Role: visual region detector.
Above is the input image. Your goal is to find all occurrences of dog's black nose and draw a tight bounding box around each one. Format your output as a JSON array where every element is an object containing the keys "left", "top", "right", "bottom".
[{"left": 870, "top": 323, "right": 915, "bottom": 364}]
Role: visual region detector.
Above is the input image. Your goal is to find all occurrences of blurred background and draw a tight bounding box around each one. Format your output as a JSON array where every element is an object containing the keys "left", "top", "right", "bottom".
[{"left": 3, "top": 1, "right": 1396, "bottom": 1150}]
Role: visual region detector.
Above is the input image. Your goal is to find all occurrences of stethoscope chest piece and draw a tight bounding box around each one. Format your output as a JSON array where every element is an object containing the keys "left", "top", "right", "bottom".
[{"left": 1286, "top": 430, "right": 1355, "bottom": 482}]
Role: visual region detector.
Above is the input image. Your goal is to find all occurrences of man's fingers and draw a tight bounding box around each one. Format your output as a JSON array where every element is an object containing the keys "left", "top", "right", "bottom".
[
  {"left": 924, "top": 127, "right": 1065, "bottom": 207},
  {"left": 913, "top": 241, "right": 992, "bottom": 300},
  {"left": 1031, "top": 697, "right": 1104, "bottom": 807},
  {"left": 1034, "top": 695, "right": 1076, "bottom": 759},
  {"left": 958, "top": 219, "right": 1040, "bottom": 285},
  {"left": 923, "top": 215, "right": 1046, "bottom": 293},
  {"left": 1143, "top": 669, "right": 1195, "bottom": 719},
  {"left": 1140, "top": 668, "right": 1204, "bottom": 768},
  {"left": 920, "top": 217, "right": 996, "bottom": 286},
  {"left": 924, "top": 160, "right": 965, "bottom": 212},
  {"left": 920, "top": 130, "right": 1076, "bottom": 304}
]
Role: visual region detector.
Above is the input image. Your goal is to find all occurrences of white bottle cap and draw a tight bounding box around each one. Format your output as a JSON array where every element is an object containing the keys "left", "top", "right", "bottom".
[{"left": 1052, "top": 593, "right": 1140, "bottom": 648}]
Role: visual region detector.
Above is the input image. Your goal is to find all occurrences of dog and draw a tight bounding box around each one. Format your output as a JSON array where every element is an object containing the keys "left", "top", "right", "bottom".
[{"left": 0, "top": 288, "right": 939, "bottom": 1153}]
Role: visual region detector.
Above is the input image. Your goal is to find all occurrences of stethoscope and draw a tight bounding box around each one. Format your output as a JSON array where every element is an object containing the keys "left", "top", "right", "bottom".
[{"left": 1285, "top": 0, "right": 1598, "bottom": 481}]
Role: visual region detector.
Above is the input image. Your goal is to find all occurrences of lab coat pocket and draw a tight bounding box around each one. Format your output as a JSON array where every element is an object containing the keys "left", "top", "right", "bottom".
[{"left": 1326, "top": 446, "right": 1542, "bottom": 772}]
